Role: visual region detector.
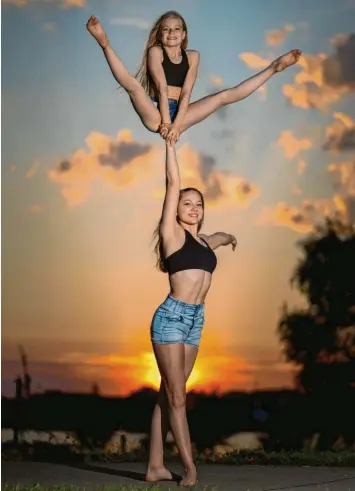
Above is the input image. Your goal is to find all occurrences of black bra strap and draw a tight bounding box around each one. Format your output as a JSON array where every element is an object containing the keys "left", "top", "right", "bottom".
[
  {"left": 161, "top": 46, "right": 168, "bottom": 60},
  {"left": 199, "top": 236, "right": 210, "bottom": 248},
  {"left": 161, "top": 46, "right": 187, "bottom": 63}
]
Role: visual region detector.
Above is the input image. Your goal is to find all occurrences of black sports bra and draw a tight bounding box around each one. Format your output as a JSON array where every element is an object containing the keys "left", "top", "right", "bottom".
[
  {"left": 161, "top": 47, "right": 189, "bottom": 88},
  {"left": 163, "top": 229, "right": 217, "bottom": 275}
]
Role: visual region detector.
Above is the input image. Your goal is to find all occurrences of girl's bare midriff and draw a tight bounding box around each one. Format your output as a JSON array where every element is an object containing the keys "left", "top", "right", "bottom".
[
  {"left": 150, "top": 85, "right": 182, "bottom": 101},
  {"left": 168, "top": 270, "right": 212, "bottom": 304}
]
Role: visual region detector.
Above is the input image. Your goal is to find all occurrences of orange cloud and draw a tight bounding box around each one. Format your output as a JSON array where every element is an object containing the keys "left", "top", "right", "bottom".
[
  {"left": 328, "top": 160, "right": 355, "bottom": 194},
  {"left": 276, "top": 131, "right": 312, "bottom": 159},
  {"left": 259, "top": 160, "right": 355, "bottom": 233},
  {"left": 266, "top": 24, "right": 294, "bottom": 46},
  {"left": 239, "top": 53, "right": 271, "bottom": 69},
  {"left": 283, "top": 34, "right": 355, "bottom": 109},
  {"left": 226, "top": 57, "right": 267, "bottom": 99},
  {"left": 258, "top": 201, "right": 315, "bottom": 233},
  {"left": 48, "top": 130, "right": 160, "bottom": 207},
  {"left": 110, "top": 17, "right": 151, "bottom": 30},
  {"left": 258, "top": 199, "right": 337, "bottom": 233},
  {"left": 323, "top": 112, "right": 355, "bottom": 153},
  {"left": 256, "top": 85, "right": 267, "bottom": 101},
  {"left": 48, "top": 130, "right": 260, "bottom": 210},
  {"left": 174, "top": 144, "right": 260, "bottom": 209},
  {"left": 211, "top": 75, "right": 223, "bottom": 86},
  {"left": 3, "top": 0, "right": 85, "bottom": 7},
  {"left": 61, "top": 0, "right": 84, "bottom": 6},
  {"left": 328, "top": 161, "right": 355, "bottom": 225},
  {"left": 297, "top": 159, "right": 307, "bottom": 175},
  {"left": 2, "top": 0, "right": 27, "bottom": 4},
  {"left": 29, "top": 205, "right": 42, "bottom": 214},
  {"left": 211, "top": 76, "right": 223, "bottom": 86},
  {"left": 26, "top": 160, "right": 40, "bottom": 179},
  {"left": 43, "top": 22, "right": 56, "bottom": 32},
  {"left": 330, "top": 33, "right": 351, "bottom": 47},
  {"left": 292, "top": 185, "right": 303, "bottom": 196}
]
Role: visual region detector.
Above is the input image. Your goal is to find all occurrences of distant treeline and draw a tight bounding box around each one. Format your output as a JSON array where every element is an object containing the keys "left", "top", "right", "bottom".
[{"left": 2, "top": 386, "right": 355, "bottom": 452}]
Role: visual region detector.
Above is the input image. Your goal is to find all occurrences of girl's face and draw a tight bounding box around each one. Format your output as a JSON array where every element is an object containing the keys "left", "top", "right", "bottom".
[
  {"left": 177, "top": 190, "right": 204, "bottom": 227},
  {"left": 160, "top": 17, "right": 185, "bottom": 48}
]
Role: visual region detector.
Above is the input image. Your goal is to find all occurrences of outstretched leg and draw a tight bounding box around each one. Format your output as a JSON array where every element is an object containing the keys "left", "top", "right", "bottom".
[
  {"left": 181, "top": 49, "right": 301, "bottom": 132},
  {"left": 146, "top": 344, "right": 198, "bottom": 483},
  {"left": 87, "top": 16, "right": 161, "bottom": 132}
]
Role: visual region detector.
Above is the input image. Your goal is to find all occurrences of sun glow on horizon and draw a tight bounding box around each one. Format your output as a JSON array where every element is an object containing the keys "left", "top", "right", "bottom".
[
  {"left": 142, "top": 352, "right": 202, "bottom": 391},
  {"left": 86, "top": 345, "right": 294, "bottom": 396}
]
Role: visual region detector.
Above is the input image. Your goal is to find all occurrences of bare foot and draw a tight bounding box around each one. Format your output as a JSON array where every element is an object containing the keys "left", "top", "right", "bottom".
[
  {"left": 179, "top": 465, "right": 197, "bottom": 487},
  {"left": 86, "top": 15, "right": 109, "bottom": 48},
  {"left": 272, "top": 49, "right": 302, "bottom": 73},
  {"left": 145, "top": 466, "right": 173, "bottom": 482}
]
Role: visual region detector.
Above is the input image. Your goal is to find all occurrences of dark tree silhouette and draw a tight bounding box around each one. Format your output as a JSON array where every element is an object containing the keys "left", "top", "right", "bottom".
[{"left": 278, "top": 219, "right": 355, "bottom": 393}]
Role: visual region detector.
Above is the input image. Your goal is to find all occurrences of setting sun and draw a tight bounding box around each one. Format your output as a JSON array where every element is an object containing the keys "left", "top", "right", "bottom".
[
  {"left": 83, "top": 346, "right": 294, "bottom": 396},
  {"left": 141, "top": 352, "right": 202, "bottom": 391},
  {"left": 142, "top": 353, "right": 160, "bottom": 389}
]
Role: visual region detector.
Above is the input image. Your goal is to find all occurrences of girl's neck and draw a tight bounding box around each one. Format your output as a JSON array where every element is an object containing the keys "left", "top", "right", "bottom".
[
  {"left": 162, "top": 45, "right": 182, "bottom": 59},
  {"left": 183, "top": 225, "right": 199, "bottom": 237}
]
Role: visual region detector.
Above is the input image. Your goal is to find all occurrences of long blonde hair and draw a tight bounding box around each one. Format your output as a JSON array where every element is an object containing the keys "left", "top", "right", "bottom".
[
  {"left": 135, "top": 11, "right": 188, "bottom": 93},
  {"left": 153, "top": 188, "right": 205, "bottom": 273}
]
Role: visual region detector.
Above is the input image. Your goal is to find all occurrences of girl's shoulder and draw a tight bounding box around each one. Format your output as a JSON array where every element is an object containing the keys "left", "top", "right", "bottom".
[
  {"left": 148, "top": 45, "right": 164, "bottom": 59},
  {"left": 186, "top": 49, "right": 199, "bottom": 55},
  {"left": 186, "top": 49, "right": 200, "bottom": 63}
]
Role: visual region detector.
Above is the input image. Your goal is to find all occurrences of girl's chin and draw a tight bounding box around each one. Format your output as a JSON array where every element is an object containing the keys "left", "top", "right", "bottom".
[
  {"left": 182, "top": 218, "right": 200, "bottom": 225},
  {"left": 163, "top": 41, "right": 181, "bottom": 46}
]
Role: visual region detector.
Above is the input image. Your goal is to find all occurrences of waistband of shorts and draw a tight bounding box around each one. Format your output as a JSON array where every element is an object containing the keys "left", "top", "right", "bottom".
[
  {"left": 162, "top": 295, "right": 204, "bottom": 315},
  {"left": 151, "top": 96, "right": 179, "bottom": 104}
]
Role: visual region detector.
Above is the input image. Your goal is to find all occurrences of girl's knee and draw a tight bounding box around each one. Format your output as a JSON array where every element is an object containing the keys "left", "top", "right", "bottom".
[
  {"left": 146, "top": 120, "right": 160, "bottom": 133},
  {"left": 165, "top": 383, "right": 186, "bottom": 410},
  {"left": 218, "top": 89, "right": 229, "bottom": 107}
]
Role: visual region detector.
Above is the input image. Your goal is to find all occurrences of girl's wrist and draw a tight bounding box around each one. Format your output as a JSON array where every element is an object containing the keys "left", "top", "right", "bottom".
[{"left": 101, "top": 37, "right": 110, "bottom": 49}]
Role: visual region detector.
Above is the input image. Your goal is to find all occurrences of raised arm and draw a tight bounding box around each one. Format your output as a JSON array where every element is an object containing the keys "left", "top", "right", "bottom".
[
  {"left": 147, "top": 46, "right": 171, "bottom": 125},
  {"left": 172, "top": 50, "right": 200, "bottom": 130},
  {"left": 199, "top": 232, "right": 237, "bottom": 251},
  {"left": 160, "top": 143, "right": 181, "bottom": 242}
]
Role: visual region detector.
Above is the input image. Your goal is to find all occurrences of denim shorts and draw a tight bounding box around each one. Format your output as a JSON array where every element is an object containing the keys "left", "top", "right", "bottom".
[
  {"left": 150, "top": 295, "right": 205, "bottom": 348},
  {"left": 151, "top": 96, "right": 179, "bottom": 122}
]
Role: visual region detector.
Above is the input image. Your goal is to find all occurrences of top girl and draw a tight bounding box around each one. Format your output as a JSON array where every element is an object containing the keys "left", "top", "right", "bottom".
[{"left": 87, "top": 10, "right": 301, "bottom": 146}]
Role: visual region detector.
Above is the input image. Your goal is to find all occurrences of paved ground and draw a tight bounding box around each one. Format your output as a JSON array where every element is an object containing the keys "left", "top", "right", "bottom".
[{"left": 2, "top": 461, "right": 355, "bottom": 490}]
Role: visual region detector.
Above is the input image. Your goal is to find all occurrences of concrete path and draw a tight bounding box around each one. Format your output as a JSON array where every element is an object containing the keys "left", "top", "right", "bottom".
[{"left": 2, "top": 461, "right": 355, "bottom": 490}]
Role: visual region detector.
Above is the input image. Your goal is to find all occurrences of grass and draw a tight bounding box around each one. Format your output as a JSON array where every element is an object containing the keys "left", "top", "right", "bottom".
[
  {"left": 1, "top": 486, "right": 221, "bottom": 491},
  {"left": 200, "top": 449, "right": 355, "bottom": 467},
  {"left": 2, "top": 442, "right": 355, "bottom": 467},
  {"left": 2, "top": 451, "right": 355, "bottom": 491},
  {"left": 2, "top": 487, "right": 199, "bottom": 491}
]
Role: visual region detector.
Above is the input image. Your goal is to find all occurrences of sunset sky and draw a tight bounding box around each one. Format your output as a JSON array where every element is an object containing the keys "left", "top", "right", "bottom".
[{"left": 2, "top": 0, "right": 355, "bottom": 397}]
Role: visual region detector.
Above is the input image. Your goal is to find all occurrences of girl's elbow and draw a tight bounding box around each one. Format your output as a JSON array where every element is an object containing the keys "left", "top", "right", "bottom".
[
  {"left": 167, "top": 176, "right": 180, "bottom": 188},
  {"left": 181, "top": 88, "right": 193, "bottom": 101}
]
